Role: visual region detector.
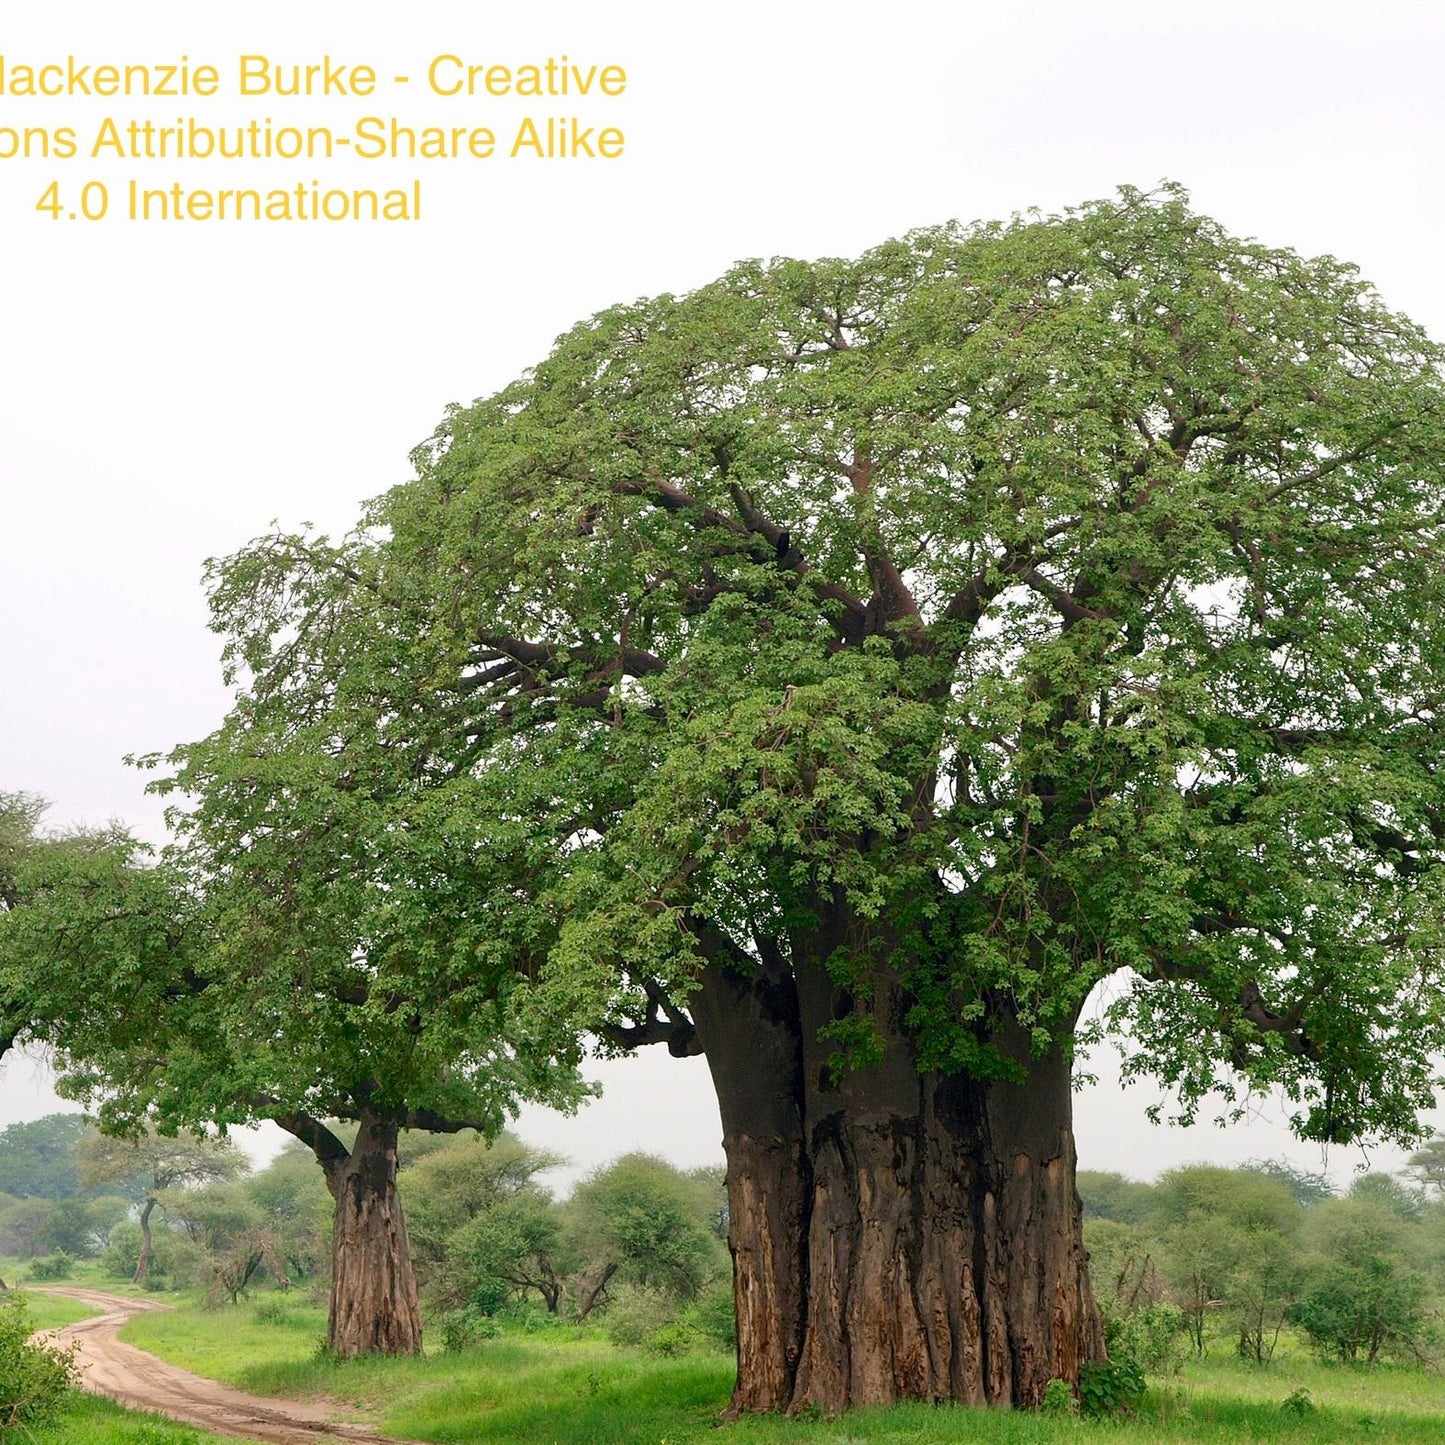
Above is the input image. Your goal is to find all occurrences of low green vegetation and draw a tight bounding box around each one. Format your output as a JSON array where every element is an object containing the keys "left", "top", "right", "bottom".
[
  {"left": 1081, "top": 1159, "right": 1445, "bottom": 1370},
  {"left": 115, "top": 1293, "right": 1445, "bottom": 1444},
  {"left": 0, "top": 1291, "right": 75, "bottom": 1436},
  {"left": 9, "top": 1115, "right": 1445, "bottom": 1441},
  {"left": 22, "top": 1393, "right": 231, "bottom": 1445}
]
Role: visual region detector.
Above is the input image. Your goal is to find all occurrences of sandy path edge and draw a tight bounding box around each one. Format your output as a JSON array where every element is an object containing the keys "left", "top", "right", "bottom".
[{"left": 28, "top": 1286, "right": 426, "bottom": 1445}]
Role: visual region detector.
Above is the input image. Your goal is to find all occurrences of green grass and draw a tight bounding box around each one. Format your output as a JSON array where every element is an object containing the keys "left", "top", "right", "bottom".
[
  {"left": 11, "top": 1285, "right": 105, "bottom": 1331},
  {"left": 115, "top": 1298, "right": 1445, "bottom": 1445},
  {"left": 1, "top": 1252, "right": 149, "bottom": 1295},
  {"left": 1175, "top": 1346, "right": 1445, "bottom": 1417},
  {"left": 24, "top": 1391, "right": 233, "bottom": 1444},
  {"left": 15, "top": 1272, "right": 1445, "bottom": 1443}
]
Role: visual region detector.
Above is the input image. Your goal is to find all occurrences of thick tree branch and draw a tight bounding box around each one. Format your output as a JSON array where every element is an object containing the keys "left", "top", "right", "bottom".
[
  {"left": 1146, "top": 950, "right": 1321, "bottom": 1064},
  {"left": 616, "top": 469, "right": 868, "bottom": 644},
  {"left": 263, "top": 1104, "right": 352, "bottom": 1171},
  {"left": 599, "top": 977, "right": 702, "bottom": 1057},
  {"left": 399, "top": 1106, "right": 494, "bottom": 1135},
  {"left": 845, "top": 452, "right": 925, "bottom": 640},
  {"left": 473, "top": 632, "right": 666, "bottom": 683}
]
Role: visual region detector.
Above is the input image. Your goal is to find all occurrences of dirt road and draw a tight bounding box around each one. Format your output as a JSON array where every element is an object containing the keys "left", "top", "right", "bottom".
[{"left": 36, "top": 1287, "right": 425, "bottom": 1445}]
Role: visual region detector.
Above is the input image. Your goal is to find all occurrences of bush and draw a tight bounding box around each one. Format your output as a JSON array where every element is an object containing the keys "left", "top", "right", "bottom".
[
  {"left": 100, "top": 1220, "right": 208, "bottom": 1291},
  {"left": 1041, "top": 1377, "right": 1078, "bottom": 1415},
  {"left": 686, "top": 1281, "right": 737, "bottom": 1351},
  {"left": 645, "top": 1318, "right": 701, "bottom": 1357},
  {"left": 497, "top": 1298, "right": 561, "bottom": 1334},
  {"left": 0, "top": 1293, "right": 77, "bottom": 1433},
  {"left": 603, "top": 1283, "right": 681, "bottom": 1348},
  {"left": 25, "top": 1252, "right": 74, "bottom": 1282},
  {"left": 1078, "top": 1354, "right": 1146, "bottom": 1418},
  {"left": 436, "top": 1305, "right": 502, "bottom": 1353},
  {"left": 1112, "top": 1301, "right": 1186, "bottom": 1374},
  {"left": 251, "top": 1296, "right": 300, "bottom": 1327},
  {"left": 1291, "top": 1198, "right": 1436, "bottom": 1365}
]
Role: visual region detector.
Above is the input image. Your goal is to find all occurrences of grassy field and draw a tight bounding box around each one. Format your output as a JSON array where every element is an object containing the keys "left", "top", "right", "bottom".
[
  {"left": 114, "top": 1294, "right": 1445, "bottom": 1445},
  {"left": 7, "top": 1257, "right": 1445, "bottom": 1444},
  {"left": 24, "top": 1393, "right": 234, "bottom": 1445}
]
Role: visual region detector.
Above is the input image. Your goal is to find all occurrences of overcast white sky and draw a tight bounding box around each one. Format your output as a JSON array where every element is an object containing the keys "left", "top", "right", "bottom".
[{"left": 3, "top": 0, "right": 1443, "bottom": 1186}]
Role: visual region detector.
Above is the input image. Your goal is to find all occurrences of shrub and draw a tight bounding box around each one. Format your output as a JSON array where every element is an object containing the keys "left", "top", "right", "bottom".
[
  {"left": 437, "top": 1305, "right": 502, "bottom": 1352},
  {"left": 251, "top": 1296, "right": 300, "bottom": 1327},
  {"left": 100, "top": 1220, "right": 208, "bottom": 1291},
  {"left": 1291, "top": 1198, "right": 1436, "bottom": 1365},
  {"left": 646, "top": 1318, "right": 701, "bottom": 1357},
  {"left": 687, "top": 1280, "right": 737, "bottom": 1351},
  {"left": 1280, "top": 1387, "right": 1317, "bottom": 1416},
  {"left": 1081, "top": 1315, "right": 1147, "bottom": 1418},
  {"left": 1041, "top": 1377, "right": 1077, "bottom": 1415},
  {"left": 604, "top": 1283, "right": 681, "bottom": 1348},
  {"left": 25, "top": 1252, "right": 73, "bottom": 1282},
  {"left": 0, "top": 1293, "right": 77, "bottom": 1433},
  {"left": 1114, "top": 1301, "right": 1186, "bottom": 1374},
  {"left": 496, "top": 1298, "right": 561, "bottom": 1334},
  {"left": 1078, "top": 1354, "right": 1146, "bottom": 1418}
]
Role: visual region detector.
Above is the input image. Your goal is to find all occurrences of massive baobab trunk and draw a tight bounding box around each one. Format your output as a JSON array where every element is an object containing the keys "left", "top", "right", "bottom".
[{"left": 693, "top": 956, "right": 1104, "bottom": 1415}]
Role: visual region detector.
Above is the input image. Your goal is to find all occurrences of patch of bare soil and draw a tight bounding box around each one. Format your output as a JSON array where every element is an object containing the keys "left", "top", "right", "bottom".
[{"left": 33, "top": 1287, "right": 424, "bottom": 1445}]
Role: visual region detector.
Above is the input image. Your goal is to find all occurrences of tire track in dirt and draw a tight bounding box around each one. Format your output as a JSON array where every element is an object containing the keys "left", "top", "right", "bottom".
[{"left": 34, "top": 1287, "right": 426, "bottom": 1445}]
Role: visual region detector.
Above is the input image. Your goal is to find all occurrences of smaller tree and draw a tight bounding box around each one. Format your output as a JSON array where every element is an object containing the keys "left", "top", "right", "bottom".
[
  {"left": 74, "top": 1125, "right": 246, "bottom": 1285},
  {"left": 443, "top": 1194, "right": 569, "bottom": 1318},
  {"left": 0, "top": 796, "right": 588, "bottom": 1358},
  {"left": 1083, "top": 1218, "right": 1167, "bottom": 1317},
  {"left": 1231, "top": 1232, "right": 1303, "bottom": 1365},
  {"left": 243, "top": 1142, "right": 332, "bottom": 1285},
  {"left": 1152, "top": 1166, "right": 1304, "bottom": 1359},
  {"left": 0, "top": 1199, "right": 54, "bottom": 1260},
  {"left": 1405, "top": 1135, "right": 1445, "bottom": 1198},
  {"left": 0, "top": 1115, "right": 91, "bottom": 1201},
  {"left": 565, "top": 1154, "right": 725, "bottom": 1309},
  {"left": 405, "top": 1133, "right": 566, "bottom": 1317},
  {"left": 1078, "top": 1172, "right": 1157, "bottom": 1225},
  {"left": 1241, "top": 1159, "right": 1335, "bottom": 1208},
  {"left": 34, "top": 1194, "right": 130, "bottom": 1259},
  {"left": 1292, "top": 1197, "right": 1435, "bottom": 1365},
  {"left": 1348, "top": 1172, "right": 1426, "bottom": 1221}
]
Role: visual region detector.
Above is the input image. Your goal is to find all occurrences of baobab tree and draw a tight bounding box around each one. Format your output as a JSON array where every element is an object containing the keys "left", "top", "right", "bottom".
[{"left": 157, "top": 186, "right": 1445, "bottom": 1410}]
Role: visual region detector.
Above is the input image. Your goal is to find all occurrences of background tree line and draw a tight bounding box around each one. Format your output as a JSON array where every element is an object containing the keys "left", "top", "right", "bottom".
[
  {"left": 1081, "top": 1145, "right": 1445, "bottom": 1370},
  {"left": 0, "top": 1113, "right": 735, "bottom": 1355},
  {"left": 10, "top": 1107, "right": 1445, "bottom": 1374}
]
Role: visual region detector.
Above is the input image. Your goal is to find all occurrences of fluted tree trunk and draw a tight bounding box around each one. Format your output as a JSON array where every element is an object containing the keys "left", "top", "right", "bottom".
[{"left": 693, "top": 951, "right": 1104, "bottom": 1416}]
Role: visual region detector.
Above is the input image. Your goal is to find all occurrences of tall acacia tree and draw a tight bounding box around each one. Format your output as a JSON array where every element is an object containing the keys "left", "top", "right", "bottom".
[
  {"left": 165, "top": 188, "right": 1445, "bottom": 1411},
  {"left": 75, "top": 1126, "right": 246, "bottom": 1285}
]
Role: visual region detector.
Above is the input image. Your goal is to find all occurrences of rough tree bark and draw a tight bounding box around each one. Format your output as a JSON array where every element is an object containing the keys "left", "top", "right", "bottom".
[
  {"left": 276, "top": 1107, "right": 423, "bottom": 1358},
  {"left": 692, "top": 947, "right": 1104, "bottom": 1416}
]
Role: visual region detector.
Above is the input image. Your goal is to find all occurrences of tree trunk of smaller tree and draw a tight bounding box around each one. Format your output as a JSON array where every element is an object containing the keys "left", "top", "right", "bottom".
[
  {"left": 321, "top": 1111, "right": 422, "bottom": 1358},
  {"left": 569, "top": 1261, "right": 617, "bottom": 1321},
  {"left": 133, "top": 1197, "right": 156, "bottom": 1286}
]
